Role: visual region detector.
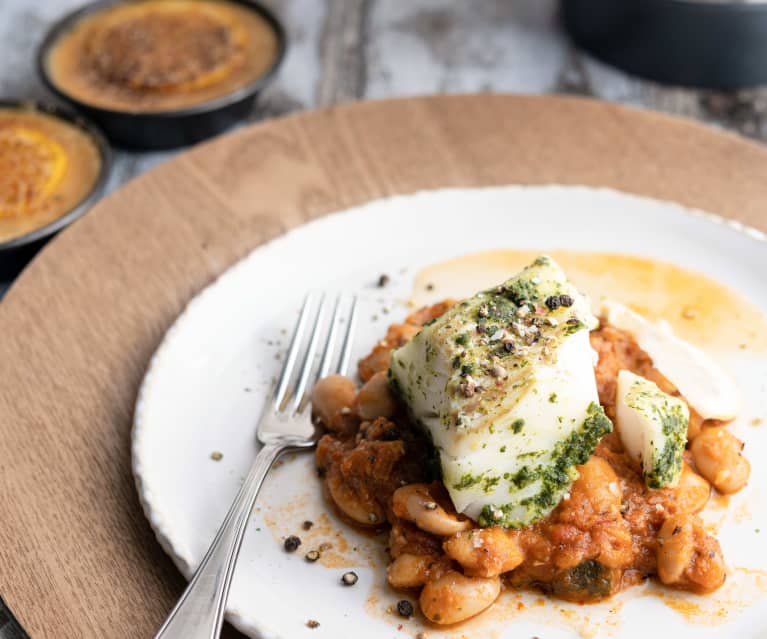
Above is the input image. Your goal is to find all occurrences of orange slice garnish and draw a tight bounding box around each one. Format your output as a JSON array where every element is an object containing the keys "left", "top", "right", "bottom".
[{"left": 0, "top": 125, "right": 68, "bottom": 219}]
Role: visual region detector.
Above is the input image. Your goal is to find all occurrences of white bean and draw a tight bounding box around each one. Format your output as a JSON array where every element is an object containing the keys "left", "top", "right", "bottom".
[
  {"left": 387, "top": 553, "right": 432, "bottom": 588},
  {"left": 691, "top": 427, "right": 750, "bottom": 494},
  {"left": 355, "top": 371, "right": 396, "bottom": 420},
  {"left": 392, "top": 484, "right": 471, "bottom": 536},
  {"left": 420, "top": 570, "right": 500, "bottom": 624},
  {"left": 443, "top": 528, "right": 524, "bottom": 577},
  {"left": 667, "top": 462, "right": 710, "bottom": 515},
  {"left": 656, "top": 514, "right": 726, "bottom": 592},
  {"left": 311, "top": 374, "right": 356, "bottom": 433},
  {"left": 657, "top": 515, "right": 695, "bottom": 585},
  {"left": 326, "top": 466, "right": 384, "bottom": 526}
]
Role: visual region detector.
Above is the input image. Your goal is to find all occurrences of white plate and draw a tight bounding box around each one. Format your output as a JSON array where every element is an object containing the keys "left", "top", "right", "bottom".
[{"left": 133, "top": 186, "right": 767, "bottom": 639}]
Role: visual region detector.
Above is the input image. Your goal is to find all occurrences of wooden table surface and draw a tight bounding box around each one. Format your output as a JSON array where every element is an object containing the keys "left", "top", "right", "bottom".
[{"left": 2, "top": 1, "right": 767, "bottom": 637}]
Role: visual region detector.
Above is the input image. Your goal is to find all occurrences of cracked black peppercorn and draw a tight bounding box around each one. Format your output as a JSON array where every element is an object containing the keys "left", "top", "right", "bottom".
[
  {"left": 382, "top": 427, "right": 400, "bottom": 441},
  {"left": 305, "top": 550, "right": 320, "bottom": 562},
  {"left": 283, "top": 535, "right": 301, "bottom": 552},
  {"left": 397, "top": 599, "right": 414, "bottom": 618},
  {"left": 545, "top": 294, "right": 575, "bottom": 310},
  {"left": 341, "top": 571, "right": 358, "bottom": 586}
]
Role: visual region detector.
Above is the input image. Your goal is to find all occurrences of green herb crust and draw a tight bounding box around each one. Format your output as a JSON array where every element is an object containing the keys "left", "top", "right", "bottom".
[
  {"left": 643, "top": 401, "right": 688, "bottom": 489},
  {"left": 388, "top": 255, "right": 607, "bottom": 527},
  {"left": 477, "top": 403, "right": 613, "bottom": 527},
  {"left": 622, "top": 374, "right": 689, "bottom": 490}
]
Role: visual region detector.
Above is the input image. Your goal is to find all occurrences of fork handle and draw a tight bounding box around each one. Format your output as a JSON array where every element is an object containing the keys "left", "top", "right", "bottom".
[{"left": 154, "top": 441, "right": 284, "bottom": 639}]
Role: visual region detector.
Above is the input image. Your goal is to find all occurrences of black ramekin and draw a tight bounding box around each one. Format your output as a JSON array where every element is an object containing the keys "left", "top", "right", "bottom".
[
  {"left": 36, "top": 0, "right": 287, "bottom": 150},
  {"left": 0, "top": 99, "right": 112, "bottom": 254},
  {"left": 562, "top": 0, "right": 767, "bottom": 90}
]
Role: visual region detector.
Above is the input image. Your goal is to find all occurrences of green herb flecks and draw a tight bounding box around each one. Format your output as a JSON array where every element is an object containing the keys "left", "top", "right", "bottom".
[
  {"left": 511, "top": 418, "right": 525, "bottom": 433},
  {"left": 644, "top": 402, "right": 688, "bottom": 489},
  {"left": 453, "top": 472, "right": 486, "bottom": 490},
  {"left": 478, "top": 403, "right": 613, "bottom": 528}
]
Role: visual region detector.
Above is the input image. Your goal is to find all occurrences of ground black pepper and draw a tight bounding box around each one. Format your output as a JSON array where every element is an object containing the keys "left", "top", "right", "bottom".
[{"left": 396, "top": 600, "right": 414, "bottom": 617}]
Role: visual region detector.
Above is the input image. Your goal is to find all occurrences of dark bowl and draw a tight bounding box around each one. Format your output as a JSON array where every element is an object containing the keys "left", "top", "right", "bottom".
[
  {"left": 562, "top": 0, "right": 767, "bottom": 90},
  {"left": 36, "top": 0, "right": 287, "bottom": 150},
  {"left": 0, "top": 99, "right": 112, "bottom": 253}
]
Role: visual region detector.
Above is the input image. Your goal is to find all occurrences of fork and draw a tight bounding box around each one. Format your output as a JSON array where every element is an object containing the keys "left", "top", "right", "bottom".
[{"left": 154, "top": 292, "right": 358, "bottom": 639}]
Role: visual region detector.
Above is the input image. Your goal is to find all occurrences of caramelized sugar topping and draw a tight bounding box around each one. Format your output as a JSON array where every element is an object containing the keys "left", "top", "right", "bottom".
[
  {"left": 82, "top": 4, "right": 246, "bottom": 92},
  {"left": 46, "top": 0, "right": 280, "bottom": 112}
]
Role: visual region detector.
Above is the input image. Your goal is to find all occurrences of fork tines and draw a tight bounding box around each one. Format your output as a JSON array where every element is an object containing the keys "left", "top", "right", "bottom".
[{"left": 272, "top": 293, "right": 358, "bottom": 414}]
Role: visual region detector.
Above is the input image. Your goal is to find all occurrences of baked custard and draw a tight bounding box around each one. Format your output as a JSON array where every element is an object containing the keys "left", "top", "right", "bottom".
[
  {"left": 45, "top": 0, "right": 280, "bottom": 113},
  {"left": 0, "top": 108, "right": 101, "bottom": 244}
]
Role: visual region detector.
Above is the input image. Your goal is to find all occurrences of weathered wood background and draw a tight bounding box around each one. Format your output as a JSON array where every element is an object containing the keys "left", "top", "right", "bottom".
[{"left": 2, "top": 0, "right": 766, "bottom": 196}]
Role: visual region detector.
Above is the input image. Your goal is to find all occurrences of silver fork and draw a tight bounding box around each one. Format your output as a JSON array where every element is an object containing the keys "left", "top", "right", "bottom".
[{"left": 154, "top": 292, "right": 358, "bottom": 639}]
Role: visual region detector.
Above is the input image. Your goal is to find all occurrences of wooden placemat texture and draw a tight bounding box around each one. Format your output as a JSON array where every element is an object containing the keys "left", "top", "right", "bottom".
[{"left": 1, "top": 95, "right": 766, "bottom": 639}]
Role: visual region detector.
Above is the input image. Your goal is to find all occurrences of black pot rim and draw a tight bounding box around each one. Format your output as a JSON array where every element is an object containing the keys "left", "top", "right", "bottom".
[
  {"left": 36, "top": 0, "right": 287, "bottom": 121},
  {"left": 563, "top": 0, "right": 767, "bottom": 89},
  {"left": 665, "top": 0, "right": 767, "bottom": 10},
  {"left": 0, "top": 99, "right": 112, "bottom": 252}
]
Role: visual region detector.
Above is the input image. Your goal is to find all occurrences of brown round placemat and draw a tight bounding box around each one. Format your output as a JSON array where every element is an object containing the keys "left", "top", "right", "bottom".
[{"left": 1, "top": 95, "right": 766, "bottom": 639}]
